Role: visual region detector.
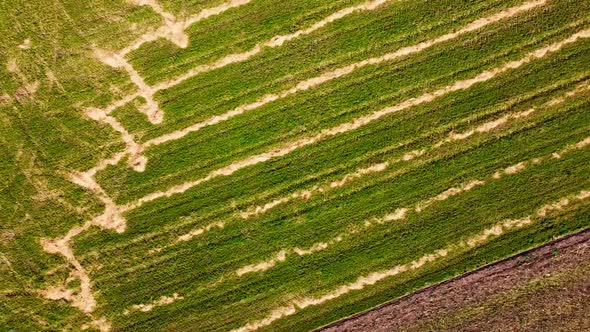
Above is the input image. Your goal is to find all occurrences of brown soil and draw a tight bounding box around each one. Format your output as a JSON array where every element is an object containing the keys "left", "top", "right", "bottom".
[{"left": 320, "top": 229, "right": 590, "bottom": 332}]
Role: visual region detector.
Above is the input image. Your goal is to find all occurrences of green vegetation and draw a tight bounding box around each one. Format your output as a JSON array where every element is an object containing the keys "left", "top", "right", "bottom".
[{"left": 1, "top": 0, "right": 589, "bottom": 331}]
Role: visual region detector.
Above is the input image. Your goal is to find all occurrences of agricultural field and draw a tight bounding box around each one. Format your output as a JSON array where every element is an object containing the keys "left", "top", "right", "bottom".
[{"left": 0, "top": 0, "right": 589, "bottom": 331}]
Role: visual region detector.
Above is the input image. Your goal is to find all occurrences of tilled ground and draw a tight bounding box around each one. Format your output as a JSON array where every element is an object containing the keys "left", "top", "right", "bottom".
[{"left": 320, "top": 229, "right": 590, "bottom": 332}]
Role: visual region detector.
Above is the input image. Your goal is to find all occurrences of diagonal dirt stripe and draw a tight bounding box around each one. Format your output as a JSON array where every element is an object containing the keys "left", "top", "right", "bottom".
[{"left": 239, "top": 80, "right": 590, "bottom": 219}]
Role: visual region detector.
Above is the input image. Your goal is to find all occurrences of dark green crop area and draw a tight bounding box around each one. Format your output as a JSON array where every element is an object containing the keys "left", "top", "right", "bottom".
[{"left": 1, "top": 0, "right": 589, "bottom": 331}]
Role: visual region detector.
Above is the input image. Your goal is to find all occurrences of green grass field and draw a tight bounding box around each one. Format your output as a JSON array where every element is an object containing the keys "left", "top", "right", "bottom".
[{"left": 1, "top": 0, "right": 589, "bottom": 331}]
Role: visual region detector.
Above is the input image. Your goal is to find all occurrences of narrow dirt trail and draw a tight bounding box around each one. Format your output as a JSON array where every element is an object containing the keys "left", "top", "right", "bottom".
[
  {"left": 151, "top": 0, "right": 394, "bottom": 92},
  {"left": 43, "top": 21, "right": 589, "bottom": 327},
  {"left": 146, "top": 0, "right": 547, "bottom": 147},
  {"left": 123, "top": 0, "right": 189, "bottom": 52},
  {"left": 41, "top": 223, "right": 96, "bottom": 313},
  {"left": 122, "top": 146, "right": 590, "bottom": 311},
  {"left": 85, "top": 107, "right": 147, "bottom": 173},
  {"left": 232, "top": 189, "right": 590, "bottom": 332},
  {"left": 88, "top": 0, "right": 548, "bottom": 175},
  {"left": 81, "top": 68, "right": 589, "bottom": 282},
  {"left": 39, "top": 118, "right": 131, "bottom": 329},
  {"left": 435, "top": 108, "right": 537, "bottom": 147},
  {"left": 234, "top": 136, "right": 590, "bottom": 276},
  {"left": 40, "top": 173, "right": 126, "bottom": 329},
  {"left": 175, "top": 220, "right": 226, "bottom": 243},
  {"left": 114, "top": 129, "right": 578, "bottom": 291},
  {"left": 35, "top": 0, "right": 275, "bottom": 314},
  {"left": 239, "top": 161, "right": 400, "bottom": 219},
  {"left": 92, "top": 0, "right": 254, "bottom": 128},
  {"left": 122, "top": 29, "right": 590, "bottom": 212},
  {"left": 123, "top": 293, "right": 183, "bottom": 315}
]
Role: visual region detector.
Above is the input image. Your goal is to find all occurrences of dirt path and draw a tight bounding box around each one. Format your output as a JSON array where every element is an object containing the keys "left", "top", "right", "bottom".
[
  {"left": 43, "top": 22, "right": 588, "bottom": 328},
  {"left": 94, "top": 0, "right": 395, "bottom": 127},
  {"left": 320, "top": 228, "right": 590, "bottom": 332},
  {"left": 232, "top": 190, "right": 590, "bottom": 332},
  {"left": 93, "top": 49, "right": 163, "bottom": 124},
  {"left": 41, "top": 223, "right": 96, "bottom": 313},
  {"left": 233, "top": 138, "right": 590, "bottom": 276},
  {"left": 239, "top": 106, "right": 534, "bottom": 219},
  {"left": 92, "top": 0, "right": 254, "bottom": 128},
  {"left": 122, "top": 29, "right": 590, "bottom": 212},
  {"left": 123, "top": 292, "right": 183, "bottom": 315},
  {"left": 85, "top": 107, "right": 147, "bottom": 173},
  {"left": 40, "top": 169, "right": 129, "bottom": 316},
  {"left": 66, "top": 47, "right": 588, "bottom": 285},
  {"left": 145, "top": 0, "right": 546, "bottom": 147}
]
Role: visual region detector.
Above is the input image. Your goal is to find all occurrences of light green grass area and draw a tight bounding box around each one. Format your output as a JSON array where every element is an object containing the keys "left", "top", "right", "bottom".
[{"left": 1, "top": 0, "right": 589, "bottom": 331}]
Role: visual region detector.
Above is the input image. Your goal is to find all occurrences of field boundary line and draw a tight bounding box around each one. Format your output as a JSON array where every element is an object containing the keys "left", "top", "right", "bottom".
[
  {"left": 316, "top": 228, "right": 590, "bottom": 332},
  {"left": 234, "top": 136, "right": 590, "bottom": 275},
  {"left": 232, "top": 189, "right": 590, "bottom": 332}
]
